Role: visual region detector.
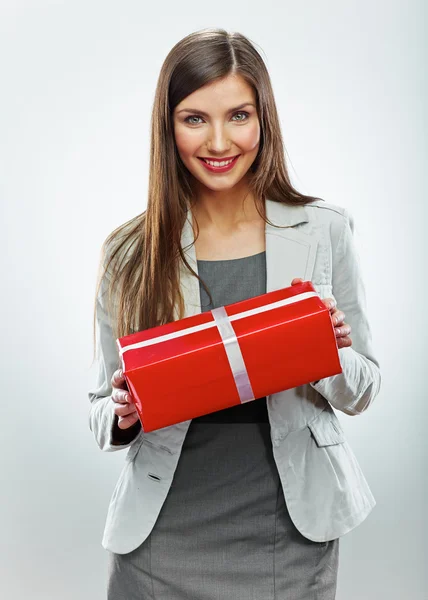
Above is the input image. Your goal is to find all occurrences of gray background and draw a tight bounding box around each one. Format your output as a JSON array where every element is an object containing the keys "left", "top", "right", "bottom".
[{"left": 1, "top": 1, "right": 426, "bottom": 598}]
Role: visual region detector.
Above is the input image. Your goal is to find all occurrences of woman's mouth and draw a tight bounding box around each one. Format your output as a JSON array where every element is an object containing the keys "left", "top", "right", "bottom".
[{"left": 197, "top": 155, "right": 240, "bottom": 173}]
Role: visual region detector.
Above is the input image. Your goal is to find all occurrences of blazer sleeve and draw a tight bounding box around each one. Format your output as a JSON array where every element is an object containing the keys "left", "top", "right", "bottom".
[
  {"left": 310, "top": 208, "right": 382, "bottom": 415},
  {"left": 88, "top": 261, "right": 143, "bottom": 452}
]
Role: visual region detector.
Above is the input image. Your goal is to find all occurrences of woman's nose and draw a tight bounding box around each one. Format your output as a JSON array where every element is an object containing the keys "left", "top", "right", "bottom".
[{"left": 206, "top": 124, "right": 232, "bottom": 153}]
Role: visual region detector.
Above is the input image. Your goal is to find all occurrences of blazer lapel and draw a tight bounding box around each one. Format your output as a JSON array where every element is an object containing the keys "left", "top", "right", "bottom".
[
  {"left": 178, "top": 210, "right": 201, "bottom": 319},
  {"left": 178, "top": 198, "right": 318, "bottom": 319},
  {"left": 264, "top": 198, "right": 318, "bottom": 293}
]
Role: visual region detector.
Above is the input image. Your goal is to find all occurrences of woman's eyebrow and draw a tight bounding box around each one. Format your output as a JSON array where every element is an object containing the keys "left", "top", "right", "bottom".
[{"left": 176, "top": 102, "right": 255, "bottom": 117}]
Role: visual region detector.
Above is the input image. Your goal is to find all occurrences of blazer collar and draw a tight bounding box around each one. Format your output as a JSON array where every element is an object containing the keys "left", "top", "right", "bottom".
[{"left": 178, "top": 198, "right": 318, "bottom": 319}]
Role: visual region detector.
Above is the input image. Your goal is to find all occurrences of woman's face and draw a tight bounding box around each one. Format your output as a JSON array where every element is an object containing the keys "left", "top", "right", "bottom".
[{"left": 173, "top": 74, "right": 260, "bottom": 194}]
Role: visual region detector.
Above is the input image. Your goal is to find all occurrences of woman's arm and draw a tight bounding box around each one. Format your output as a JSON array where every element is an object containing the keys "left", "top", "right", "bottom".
[
  {"left": 88, "top": 263, "right": 143, "bottom": 451},
  {"left": 310, "top": 208, "right": 381, "bottom": 415}
]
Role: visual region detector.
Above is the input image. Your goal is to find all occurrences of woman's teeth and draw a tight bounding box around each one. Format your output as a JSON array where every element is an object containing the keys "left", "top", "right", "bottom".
[{"left": 202, "top": 158, "right": 235, "bottom": 167}]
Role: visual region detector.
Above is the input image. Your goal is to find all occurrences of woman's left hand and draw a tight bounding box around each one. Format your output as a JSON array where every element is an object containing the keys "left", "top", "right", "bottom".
[{"left": 290, "top": 278, "right": 352, "bottom": 349}]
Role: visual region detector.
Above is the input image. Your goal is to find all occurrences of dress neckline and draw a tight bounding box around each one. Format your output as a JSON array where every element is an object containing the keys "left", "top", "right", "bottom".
[{"left": 197, "top": 250, "right": 266, "bottom": 263}]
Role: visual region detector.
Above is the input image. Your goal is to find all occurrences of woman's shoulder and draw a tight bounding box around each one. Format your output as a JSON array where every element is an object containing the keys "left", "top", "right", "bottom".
[
  {"left": 266, "top": 198, "right": 353, "bottom": 234},
  {"left": 101, "top": 213, "right": 144, "bottom": 270},
  {"left": 305, "top": 198, "right": 351, "bottom": 221},
  {"left": 304, "top": 199, "right": 355, "bottom": 239}
]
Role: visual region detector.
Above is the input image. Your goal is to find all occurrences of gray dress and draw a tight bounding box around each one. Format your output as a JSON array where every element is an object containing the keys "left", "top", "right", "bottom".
[{"left": 107, "top": 252, "right": 339, "bottom": 600}]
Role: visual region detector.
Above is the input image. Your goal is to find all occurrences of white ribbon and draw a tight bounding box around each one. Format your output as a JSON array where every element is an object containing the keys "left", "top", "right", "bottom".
[{"left": 211, "top": 306, "right": 255, "bottom": 404}]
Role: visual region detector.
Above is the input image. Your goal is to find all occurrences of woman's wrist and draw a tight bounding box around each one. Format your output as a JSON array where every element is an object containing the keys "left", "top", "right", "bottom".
[{"left": 111, "top": 414, "right": 142, "bottom": 445}]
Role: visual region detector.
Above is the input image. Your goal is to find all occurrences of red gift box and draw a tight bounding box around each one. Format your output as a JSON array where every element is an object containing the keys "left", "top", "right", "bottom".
[{"left": 116, "top": 280, "right": 342, "bottom": 432}]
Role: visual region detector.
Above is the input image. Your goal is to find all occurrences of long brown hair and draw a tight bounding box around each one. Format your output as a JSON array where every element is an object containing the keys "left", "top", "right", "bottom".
[{"left": 91, "top": 27, "right": 323, "bottom": 363}]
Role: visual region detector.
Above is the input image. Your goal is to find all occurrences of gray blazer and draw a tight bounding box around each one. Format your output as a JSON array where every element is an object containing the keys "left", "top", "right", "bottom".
[{"left": 88, "top": 198, "right": 381, "bottom": 554}]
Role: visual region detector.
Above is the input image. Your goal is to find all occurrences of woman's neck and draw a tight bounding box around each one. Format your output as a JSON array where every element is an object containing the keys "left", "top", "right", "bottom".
[{"left": 191, "top": 190, "right": 264, "bottom": 235}]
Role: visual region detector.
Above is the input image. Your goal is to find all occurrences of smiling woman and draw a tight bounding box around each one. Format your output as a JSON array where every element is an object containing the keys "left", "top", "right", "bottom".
[
  {"left": 173, "top": 77, "right": 261, "bottom": 188},
  {"left": 89, "top": 26, "right": 380, "bottom": 600}
]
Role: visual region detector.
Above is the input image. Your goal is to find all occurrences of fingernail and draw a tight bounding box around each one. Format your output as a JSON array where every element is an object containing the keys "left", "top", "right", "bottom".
[{"left": 119, "top": 369, "right": 123, "bottom": 378}]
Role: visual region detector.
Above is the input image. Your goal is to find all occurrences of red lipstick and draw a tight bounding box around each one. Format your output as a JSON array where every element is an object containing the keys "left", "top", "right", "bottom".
[{"left": 197, "top": 155, "right": 240, "bottom": 173}]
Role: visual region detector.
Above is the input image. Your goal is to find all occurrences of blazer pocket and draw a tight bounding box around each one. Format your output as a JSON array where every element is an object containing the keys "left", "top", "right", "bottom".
[{"left": 308, "top": 416, "right": 346, "bottom": 447}]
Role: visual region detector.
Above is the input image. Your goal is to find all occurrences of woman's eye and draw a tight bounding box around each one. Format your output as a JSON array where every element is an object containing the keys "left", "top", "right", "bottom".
[
  {"left": 232, "top": 111, "right": 249, "bottom": 121},
  {"left": 184, "top": 111, "right": 249, "bottom": 125},
  {"left": 185, "top": 115, "right": 203, "bottom": 125}
]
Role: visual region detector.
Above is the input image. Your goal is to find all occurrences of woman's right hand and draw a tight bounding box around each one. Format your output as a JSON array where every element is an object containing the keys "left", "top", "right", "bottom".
[{"left": 111, "top": 369, "right": 140, "bottom": 429}]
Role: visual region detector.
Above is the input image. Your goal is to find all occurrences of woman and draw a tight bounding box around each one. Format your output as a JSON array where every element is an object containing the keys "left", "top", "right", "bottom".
[{"left": 88, "top": 28, "right": 381, "bottom": 599}]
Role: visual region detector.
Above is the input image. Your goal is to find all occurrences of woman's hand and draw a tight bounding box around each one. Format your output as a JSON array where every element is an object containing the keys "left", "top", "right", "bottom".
[
  {"left": 290, "top": 278, "right": 352, "bottom": 349},
  {"left": 111, "top": 368, "right": 140, "bottom": 429}
]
